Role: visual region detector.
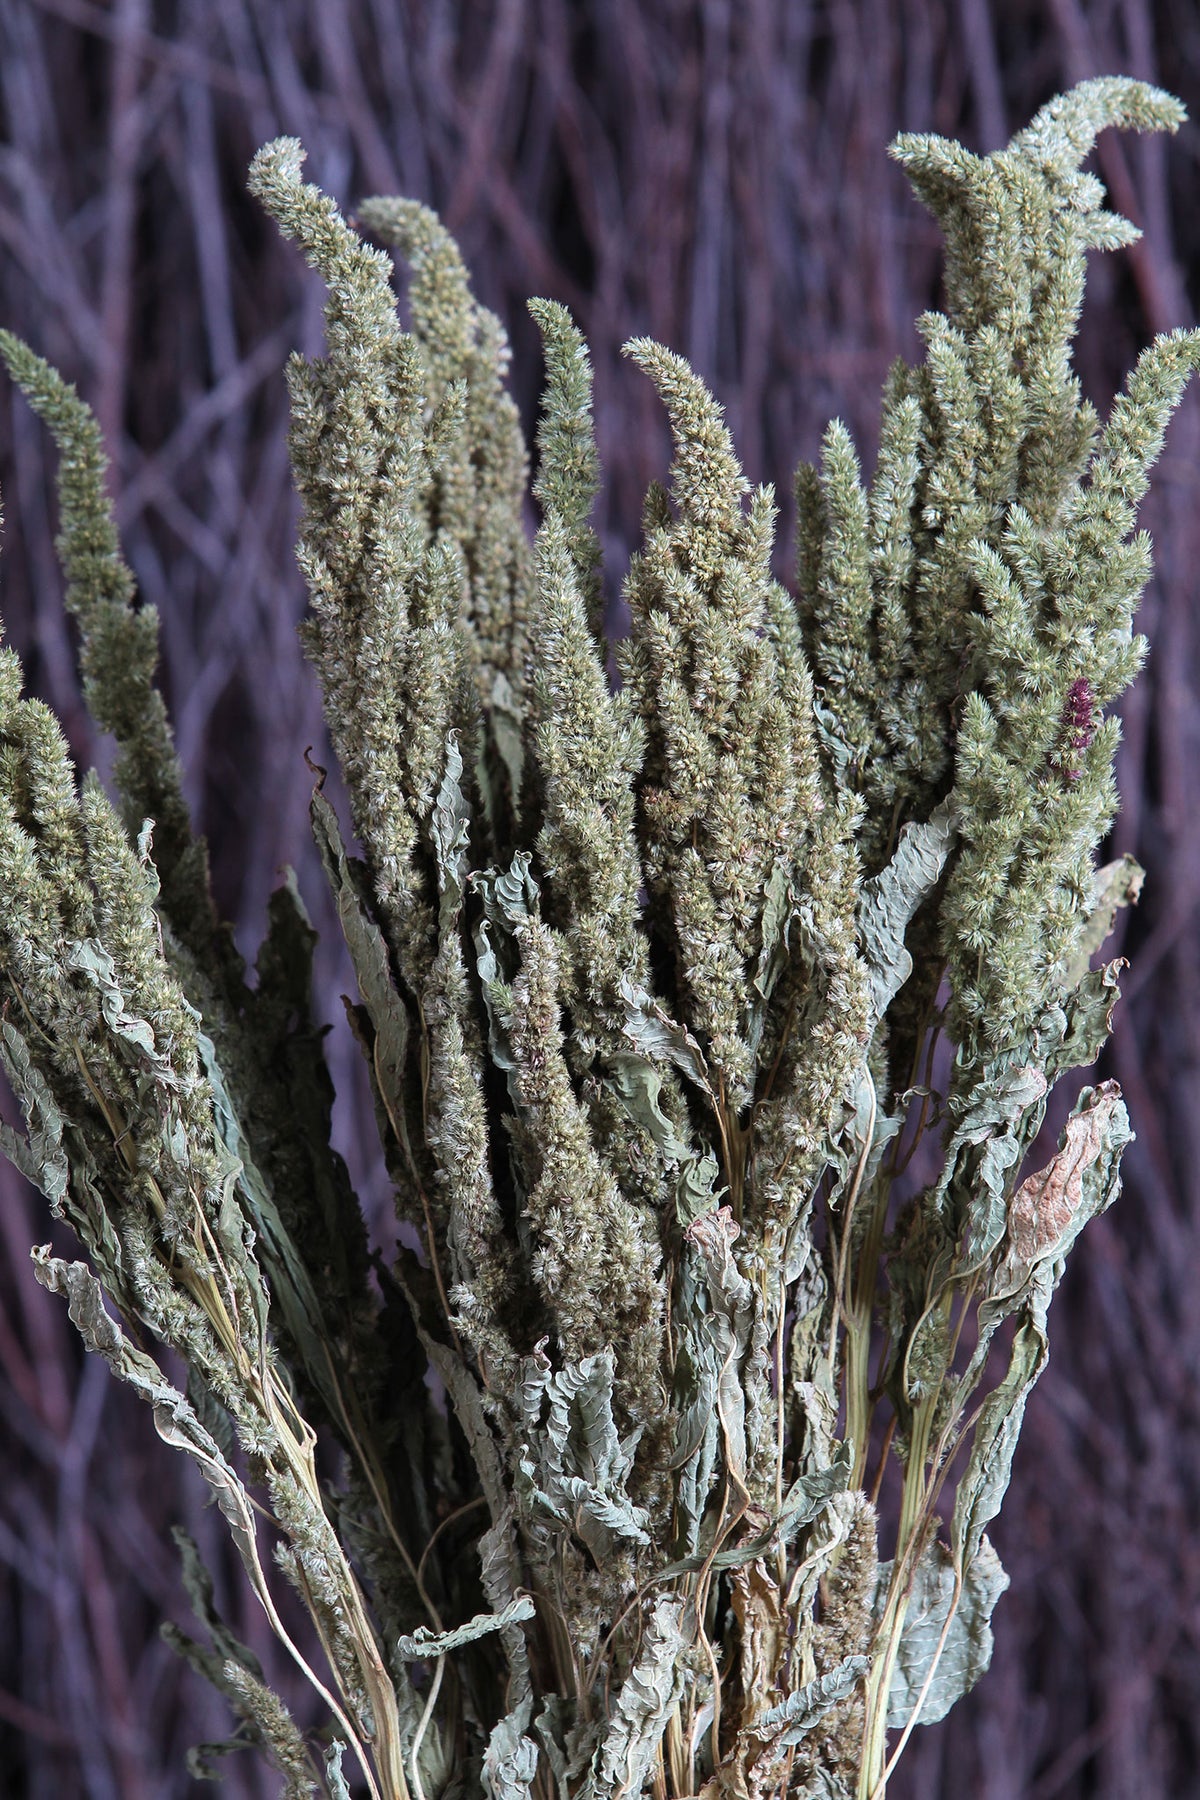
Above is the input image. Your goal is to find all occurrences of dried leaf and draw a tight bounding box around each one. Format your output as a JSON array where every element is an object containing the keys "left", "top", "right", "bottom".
[
  {"left": 31, "top": 1252, "right": 275, "bottom": 1619},
  {"left": 858, "top": 800, "right": 956, "bottom": 1035},
  {"left": 171, "top": 1524, "right": 260, "bottom": 1676},
  {"left": 682, "top": 1206, "right": 756, "bottom": 1504},
  {"left": 619, "top": 972, "right": 716, "bottom": 1100},
  {"left": 482, "top": 1696, "right": 539, "bottom": 1800},
  {"left": 878, "top": 1538, "right": 1008, "bottom": 1729},
  {"left": 1049, "top": 958, "right": 1126, "bottom": 1076},
  {"left": 311, "top": 788, "right": 413, "bottom": 1158},
  {"left": 992, "top": 1079, "right": 1126, "bottom": 1293},
  {"left": 746, "top": 860, "right": 795, "bottom": 1056},
  {"left": 395, "top": 1594, "right": 536, "bottom": 1660},
  {"left": 730, "top": 1557, "right": 786, "bottom": 1734},
  {"left": 488, "top": 669, "right": 526, "bottom": 815},
  {"left": 431, "top": 732, "right": 472, "bottom": 932},
  {"left": 1063, "top": 854, "right": 1143, "bottom": 985},
  {"left": 196, "top": 1027, "right": 329, "bottom": 1402},
  {"left": 63, "top": 936, "right": 159, "bottom": 1061},
  {"left": 582, "top": 1596, "right": 692, "bottom": 1800},
  {"left": 535, "top": 1693, "right": 596, "bottom": 1795},
  {"left": 933, "top": 1061, "right": 1050, "bottom": 1275},
  {"left": 0, "top": 1019, "right": 70, "bottom": 1214},
  {"left": 324, "top": 1742, "right": 353, "bottom": 1799},
  {"left": 472, "top": 852, "right": 540, "bottom": 1099},
  {"left": 952, "top": 1086, "right": 1132, "bottom": 1575},
  {"left": 604, "top": 1052, "right": 723, "bottom": 1225},
  {"left": 657, "top": 1442, "right": 853, "bottom": 1582},
  {"left": 952, "top": 1317, "right": 1046, "bottom": 1574},
  {"left": 667, "top": 1283, "right": 723, "bottom": 1553},
  {"left": 516, "top": 1345, "right": 651, "bottom": 1561},
  {"left": 479, "top": 1503, "right": 534, "bottom": 1702},
  {"left": 756, "top": 1655, "right": 871, "bottom": 1746}
]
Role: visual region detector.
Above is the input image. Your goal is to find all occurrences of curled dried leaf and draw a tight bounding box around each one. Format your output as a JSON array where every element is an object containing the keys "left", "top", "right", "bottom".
[{"left": 998, "top": 1079, "right": 1124, "bottom": 1278}]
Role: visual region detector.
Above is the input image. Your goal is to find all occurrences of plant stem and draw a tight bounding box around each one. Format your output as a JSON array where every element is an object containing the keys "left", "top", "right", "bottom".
[{"left": 857, "top": 1384, "right": 938, "bottom": 1799}]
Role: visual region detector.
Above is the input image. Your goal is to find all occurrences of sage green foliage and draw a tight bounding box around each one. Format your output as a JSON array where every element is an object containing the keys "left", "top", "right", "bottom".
[{"left": 0, "top": 77, "right": 1192, "bottom": 1800}]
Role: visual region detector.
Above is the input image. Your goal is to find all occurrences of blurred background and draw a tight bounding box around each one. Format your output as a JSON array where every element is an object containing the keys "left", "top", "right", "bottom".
[{"left": 1, "top": 1, "right": 1199, "bottom": 1794}]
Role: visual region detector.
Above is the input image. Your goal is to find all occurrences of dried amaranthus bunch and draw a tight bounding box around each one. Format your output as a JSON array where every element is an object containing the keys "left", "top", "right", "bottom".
[{"left": 0, "top": 75, "right": 1195, "bottom": 1800}]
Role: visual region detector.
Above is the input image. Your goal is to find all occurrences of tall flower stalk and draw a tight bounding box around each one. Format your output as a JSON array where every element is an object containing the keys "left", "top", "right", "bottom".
[{"left": 0, "top": 76, "right": 1194, "bottom": 1800}]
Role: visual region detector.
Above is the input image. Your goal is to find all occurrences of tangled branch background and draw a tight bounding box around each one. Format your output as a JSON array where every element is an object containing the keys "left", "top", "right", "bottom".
[{"left": 1, "top": 4, "right": 1200, "bottom": 1798}]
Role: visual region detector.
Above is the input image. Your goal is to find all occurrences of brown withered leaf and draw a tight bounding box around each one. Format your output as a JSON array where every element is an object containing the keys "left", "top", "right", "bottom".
[
  {"left": 731, "top": 1553, "right": 787, "bottom": 1733},
  {"left": 994, "top": 1080, "right": 1123, "bottom": 1285}
]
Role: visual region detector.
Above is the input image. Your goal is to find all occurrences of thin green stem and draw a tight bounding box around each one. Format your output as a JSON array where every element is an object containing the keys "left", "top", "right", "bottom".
[{"left": 858, "top": 1363, "right": 941, "bottom": 1798}]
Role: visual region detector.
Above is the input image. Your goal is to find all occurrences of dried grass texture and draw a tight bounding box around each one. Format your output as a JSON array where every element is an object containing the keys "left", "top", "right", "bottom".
[{"left": 0, "top": 2, "right": 1198, "bottom": 1796}]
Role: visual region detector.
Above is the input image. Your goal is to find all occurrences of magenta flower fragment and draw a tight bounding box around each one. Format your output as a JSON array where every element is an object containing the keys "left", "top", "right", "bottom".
[{"left": 1057, "top": 677, "right": 1097, "bottom": 782}]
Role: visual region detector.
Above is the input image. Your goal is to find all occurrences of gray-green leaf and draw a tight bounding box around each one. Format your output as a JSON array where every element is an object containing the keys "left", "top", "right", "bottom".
[
  {"left": 395, "top": 1594, "right": 536, "bottom": 1661},
  {"left": 879, "top": 1537, "right": 1008, "bottom": 1729},
  {"left": 858, "top": 799, "right": 957, "bottom": 1037},
  {"left": 756, "top": 1654, "right": 871, "bottom": 1746}
]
